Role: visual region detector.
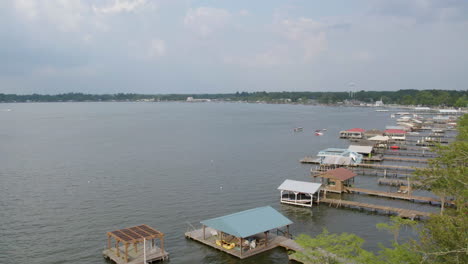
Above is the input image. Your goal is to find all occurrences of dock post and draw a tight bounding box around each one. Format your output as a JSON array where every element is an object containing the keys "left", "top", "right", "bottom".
[
  {"left": 240, "top": 237, "right": 243, "bottom": 256},
  {"left": 107, "top": 235, "right": 111, "bottom": 249},
  {"left": 161, "top": 236, "right": 165, "bottom": 254},
  {"left": 125, "top": 243, "right": 128, "bottom": 263},
  {"left": 116, "top": 241, "right": 120, "bottom": 257}
]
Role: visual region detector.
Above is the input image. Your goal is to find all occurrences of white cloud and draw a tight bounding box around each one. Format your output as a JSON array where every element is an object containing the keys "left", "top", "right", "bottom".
[
  {"left": 148, "top": 38, "right": 166, "bottom": 58},
  {"left": 13, "top": 0, "right": 88, "bottom": 32},
  {"left": 92, "top": 0, "right": 148, "bottom": 15},
  {"left": 13, "top": 0, "right": 38, "bottom": 20},
  {"left": 239, "top": 9, "right": 249, "bottom": 16},
  {"left": 184, "top": 7, "right": 231, "bottom": 36},
  {"left": 280, "top": 18, "right": 327, "bottom": 61}
]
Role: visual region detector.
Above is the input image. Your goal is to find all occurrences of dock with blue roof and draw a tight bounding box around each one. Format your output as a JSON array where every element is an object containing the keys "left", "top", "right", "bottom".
[{"left": 184, "top": 206, "right": 301, "bottom": 259}]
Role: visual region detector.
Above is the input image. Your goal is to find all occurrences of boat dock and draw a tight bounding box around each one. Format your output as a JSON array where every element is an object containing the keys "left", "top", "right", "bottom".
[
  {"left": 345, "top": 187, "right": 444, "bottom": 205},
  {"left": 185, "top": 227, "right": 300, "bottom": 259},
  {"left": 321, "top": 198, "right": 431, "bottom": 220},
  {"left": 103, "top": 245, "right": 168, "bottom": 264},
  {"left": 383, "top": 156, "right": 428, "bottom": 163},
  {"left": 302, "top": 156, "right": 427, "bottom": 165},
  {"left": 103, "top": 224, "right": 168, "bottom": 264},
  {"left": 383, "top": 151, "right": 438, "bottom": 158},
  {"left": 378, "top": 178, "right": 422, "bottom": 187},
  {"left": 350, "top": 163, "right": 416, "bottom": 171}
]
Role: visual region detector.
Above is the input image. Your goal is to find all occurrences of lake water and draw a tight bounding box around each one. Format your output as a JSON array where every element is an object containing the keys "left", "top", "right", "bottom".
[{"left": 0, "top": 102, "right": 438, "bottom": 264}]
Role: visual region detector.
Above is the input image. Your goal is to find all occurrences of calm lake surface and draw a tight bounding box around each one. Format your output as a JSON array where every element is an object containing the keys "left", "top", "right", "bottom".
[{"left": 0, "top": 102, "right": 438, "bottom": 264}]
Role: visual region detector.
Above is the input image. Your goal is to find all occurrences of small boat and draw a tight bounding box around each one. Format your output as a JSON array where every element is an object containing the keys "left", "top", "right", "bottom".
[
  {"left": 390, "top": 145, "right": 400, "bottom": 149},
  {"left": 375, "top": 109, "right": 389, "bottom": 112},
  {"left": 315, "top": 132, "right": 323, "bottom": 136},
  {"left": 322, "top": 129, "right": 327, "bottom": 131},
  {"left": 294, "top": 127, "right": 303, "bottom": 132},
  {"left": 216, "top": 240, "right": 235, "bottom": 250}
]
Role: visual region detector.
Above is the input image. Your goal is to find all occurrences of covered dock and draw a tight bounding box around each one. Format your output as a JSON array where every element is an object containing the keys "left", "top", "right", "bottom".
[
  {"left": 278, "top": 179, "right": 322, "bottom": 207},
  {"left": 339, "top": 128, "right": 365, "bottom": 139},
  {"left": 185, "top": 206, "right": 296, "bottom": 259},
  {"left": 313, "top": 168, "right": 357, "bottom": 193},
  {"left": 103, "top": 224, "right": 168, "bottom": 264}
]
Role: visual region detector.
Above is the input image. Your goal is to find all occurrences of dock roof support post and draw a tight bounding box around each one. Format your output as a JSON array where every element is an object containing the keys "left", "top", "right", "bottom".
[
  {"left": 240, "top": 237, "right": 243, "bottom": 256},
  {"left": 310, "top": 193, "right": 313, "bottom": 208},
  {"left": 116, "top": 240, "right": 120, "bottom": 257},
  {"left": 125, "top": 243, "right": 128, "bottom": 263},
  {"left": 161, "top": 236, "right": 165, "bottom": 254},
  {"left": 107, "top": 235, "right": 111, "bottom": 249},
  {"left": 134, "top": 242, "right": 138, "bottom": 253},
  {"left": 280, "top": 190, "right": 283, "bottom": 202},
  {"left": 203, "top": 225, "right": 206, "bottom": 240}
]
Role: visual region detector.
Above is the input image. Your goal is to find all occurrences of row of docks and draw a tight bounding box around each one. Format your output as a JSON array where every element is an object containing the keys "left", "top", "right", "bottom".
[{"left": 297, "top": 113, "right": 462, "bottom": 220}]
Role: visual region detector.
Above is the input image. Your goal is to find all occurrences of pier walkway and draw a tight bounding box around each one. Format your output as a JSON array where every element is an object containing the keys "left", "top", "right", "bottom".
[
  {"left": 346, "top": 187, "right": 443, "bottom": 205},
  {"left": 321, "top": 198, "right": 431, "bottom": 220},
  {"left": 185, "top": 227, "right": 300, "bottom": 259}
]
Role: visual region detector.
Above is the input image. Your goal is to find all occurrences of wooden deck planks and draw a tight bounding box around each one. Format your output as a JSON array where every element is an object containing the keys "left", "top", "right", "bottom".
[
  {"left": 321, "top": 198, "right": 431, "bottom": 220},
  {"left": 346, "top": 187, "right": 442, "bottom": 204},
  {"left": 185, "top": 228, "right": 296, "bottom": 259},
  {"left": 103, "top": 244, "right": 169, "bottom": 264}
]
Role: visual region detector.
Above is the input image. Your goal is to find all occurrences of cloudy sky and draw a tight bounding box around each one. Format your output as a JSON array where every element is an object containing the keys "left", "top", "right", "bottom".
[{"left": 1, "top": 0, "right": 468, "bottom": 94}]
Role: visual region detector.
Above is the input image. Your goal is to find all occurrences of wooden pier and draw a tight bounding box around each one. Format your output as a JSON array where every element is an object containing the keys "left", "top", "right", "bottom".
[
  {"left": 378, "top": 178, "right": 422, "bottom": 187},
  {"left": 345, "top": 187, "right": 443, "bottom": 205},
  {"left": 321, "top": 198, "right": 431, "bottom": 220},
  {"left": 383, "top": 156, "right": 428, "bottom": 163},
  {"left": 383, "top": 151, "right": 437, "bottom": 158},
  {"left": 350, "top": 163, "right": 416, "bottom": 171}
]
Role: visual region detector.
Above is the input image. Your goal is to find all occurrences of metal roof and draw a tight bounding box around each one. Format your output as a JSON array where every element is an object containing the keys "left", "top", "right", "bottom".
[
  {"left": 200, "top": 206, "right": 292, "bottom": 238},
  {"left": 348, "top": 145, "right": 373, "bottom": 154},
  {"left": 277, "top": 179, "right": 322, "bottom": 194},
  {"left": 345, "top": 128, "right": 365, "bottom": 132},
  {"left": 316, "top": 168, "right": 357, "bottom": 181},
  {"left": 108, "top": 225, "right": 164, "bottom": 243},
  {"left": 368, "top": 135, "right": 390, "bottom": 141}
]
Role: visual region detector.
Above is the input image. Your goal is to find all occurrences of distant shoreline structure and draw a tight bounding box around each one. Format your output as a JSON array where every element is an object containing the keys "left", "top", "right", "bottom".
[{"left": 0, "top": 90, "right": 467, "bottom": 108}]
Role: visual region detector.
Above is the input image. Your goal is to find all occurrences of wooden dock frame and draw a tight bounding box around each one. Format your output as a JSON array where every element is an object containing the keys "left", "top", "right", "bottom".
[
  {"left": 103, "top": 224, "right": 169, "bottom": 264},
  {"left": 185, "top": 227, "right": 301, "bottom": 259}
]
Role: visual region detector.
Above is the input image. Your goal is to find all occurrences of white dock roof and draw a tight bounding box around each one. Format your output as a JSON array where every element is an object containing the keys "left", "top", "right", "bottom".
[
  {"left": 277, "top": 179, "right": 322, "bottom": 194},
  {"left": 348, "top": 145, "right": 373, "bottom": 154},
  {"left": 368, "top": 135, "right": 390, "bottom": 141}
]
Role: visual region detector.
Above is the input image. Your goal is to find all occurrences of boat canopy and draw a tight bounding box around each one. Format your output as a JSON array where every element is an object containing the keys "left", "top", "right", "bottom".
[
  {"left": 277, "top": 179, "right": 322, "bottom": 195},
  {"left": 200, "top": 206, "right": 292, "bottom": 238}
]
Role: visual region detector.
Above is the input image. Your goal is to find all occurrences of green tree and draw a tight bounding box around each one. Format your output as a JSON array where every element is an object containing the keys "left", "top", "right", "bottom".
[{"left": 376, "top": 216, "right": 417, "bottom": 244}]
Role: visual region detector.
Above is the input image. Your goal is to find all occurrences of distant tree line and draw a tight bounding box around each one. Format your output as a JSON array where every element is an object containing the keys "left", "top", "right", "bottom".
[{"left": 0, "top": 89, "right": 467, "bottom": 107}]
